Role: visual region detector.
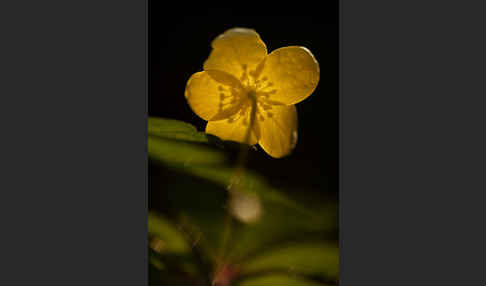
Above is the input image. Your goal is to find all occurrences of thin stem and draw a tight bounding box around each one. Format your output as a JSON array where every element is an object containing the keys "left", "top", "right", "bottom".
[
  {"left": 233, "top": 94, "right": 257, "bottom": 178},
  {"left": 213, "top": 94, "right": 258, "bottom": 284}
]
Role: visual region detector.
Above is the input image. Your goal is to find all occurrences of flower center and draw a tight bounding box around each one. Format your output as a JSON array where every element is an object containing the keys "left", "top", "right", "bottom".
[
  {"left": 247, "top": 89, "right": 257, "bottom": 102},
  {"left": 239, "top": 65, "right": 278, "bottom": 122},
  {"left": 216, "top": 64, "right": 279, "bottom": 126}
]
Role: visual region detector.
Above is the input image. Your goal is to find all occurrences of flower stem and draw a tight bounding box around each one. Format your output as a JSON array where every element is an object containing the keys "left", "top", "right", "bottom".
[
  {"left": 214, "top": 94, "right": 258, "bottom": 283},
  {"left": 235, "top": 93, "right": 258, "bottom": 174}
]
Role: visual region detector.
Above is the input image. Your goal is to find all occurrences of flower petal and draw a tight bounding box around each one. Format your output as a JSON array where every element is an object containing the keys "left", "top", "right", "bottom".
[
  {"left": 206, "top": 107, "right": 259, "bottom": 146},
  {"left": 258, "top": 46, "right": 319, "bottom": 105},
  {"left": 185, "top": 70, "right": 245, "bottom": 121},
  {"left": 257, "top": 104, "right": 298, "bottom": 158},
  {"left": 204, "top": 28, "right": 268, "bottom": 80}
]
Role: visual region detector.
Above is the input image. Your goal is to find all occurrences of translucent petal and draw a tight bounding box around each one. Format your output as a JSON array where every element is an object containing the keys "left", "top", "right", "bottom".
[
  {"left": 205, "top": 106, "right": 259, "bottom": 146},
  {"left": 185, "top": 70, "right": 245, "bottom": 121},
  {"left": 203, "top": 28, "right": 267, "bottom": 80},
  {"left": 257, "top": 46, "right": 319, "bottom": 105},
  {"left": 257, "top": 104, "right": 298, "bottom": 158}
]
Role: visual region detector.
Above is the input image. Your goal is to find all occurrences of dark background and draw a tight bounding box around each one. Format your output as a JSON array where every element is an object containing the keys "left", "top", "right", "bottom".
[{"left": 149, "top": 4, "right": 339, "bottom": 197}]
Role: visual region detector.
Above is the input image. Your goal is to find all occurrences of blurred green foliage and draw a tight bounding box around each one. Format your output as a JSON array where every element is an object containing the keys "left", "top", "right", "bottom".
[{"left": 148, "top": 117, "right": 338, "bottom": 286}]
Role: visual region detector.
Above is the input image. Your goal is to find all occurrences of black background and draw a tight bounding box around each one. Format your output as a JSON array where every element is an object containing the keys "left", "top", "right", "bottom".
[{"left": 149, "top": 4, "right": 338, "bottom": 196}]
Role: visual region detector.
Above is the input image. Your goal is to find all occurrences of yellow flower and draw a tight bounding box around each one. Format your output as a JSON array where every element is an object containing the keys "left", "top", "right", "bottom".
[{"left": 184, "top": 28, "right": 319, "bottom": 158}]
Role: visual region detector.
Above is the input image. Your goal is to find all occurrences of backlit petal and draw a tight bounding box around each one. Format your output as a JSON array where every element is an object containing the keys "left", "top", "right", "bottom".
[
  {"left": 206, "top": 107, "right": 259, "bottom": 146},
  {"left": 185, "top": 70, "right": 245, "bottom": 121},
  {"left": 257, "top": 104, "right": 298, "bottom": 158},
  {"left": 258, "top": 46, "right": 319, "bottom": 105},
  {"left": 204, "top": 28, "right": 267, "bottom": 80}
]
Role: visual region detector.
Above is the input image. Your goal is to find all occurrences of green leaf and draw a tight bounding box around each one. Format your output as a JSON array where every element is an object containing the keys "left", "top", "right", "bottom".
[
  {"left": 179, "top": 166, "right": 335, "bottom": 254},
  {"left": 149, "top": 249, "right": 205, "bottom": 286},
  {"left": 148, "top": 117, "right": 228, "bottom": 166},
  {"left": 148, "top": 136, "right": 226, "bottom": 166},
  {"left": 148, "top": 117, "right": 338, "bottom": 275},
  {"left": 151, "top": 163, "right": 336, "bottom": 262},
  {"left": 148, "top": 117, "right": 209, "bottom": 143},
  {"left": 227, "top": 203, "right": 337, "bottom": 263},
  {"left": 239, "top": 243, "right": 339, "bottom": 280},
  {"left": 184, "top": 166, "right": 308, "bottom": 212},
  {"left": 148, "top": 211, "right": 191, "bottom": 254},
  {"left": 236, "top": 274, "right": 331, "bottom": 286}
]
